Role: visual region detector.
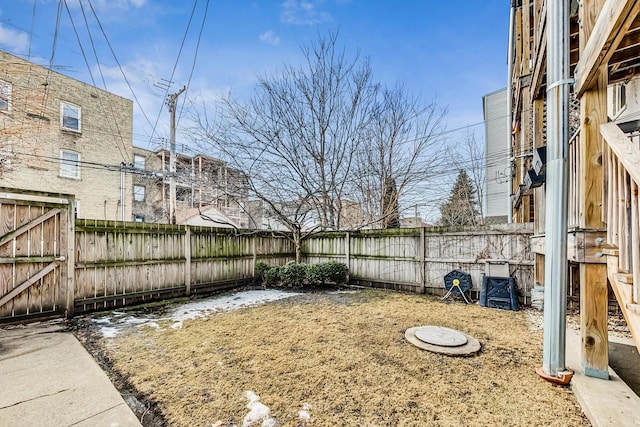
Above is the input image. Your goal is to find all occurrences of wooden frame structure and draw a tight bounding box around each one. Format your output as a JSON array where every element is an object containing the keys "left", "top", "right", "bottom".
[{"left": 510, "top": 0, "right": 640, "bottom": 378}]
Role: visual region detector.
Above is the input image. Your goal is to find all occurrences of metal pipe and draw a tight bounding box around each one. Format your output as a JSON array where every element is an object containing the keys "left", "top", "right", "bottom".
[
  {"left": 507, "top": 2, "right": 516, "bottom": 224},
  {"left": 120, "top": 162, "right": 126, "bottom": 221},
  {"left": 543, "top": 0, "right": 571, "bottom": 377}
]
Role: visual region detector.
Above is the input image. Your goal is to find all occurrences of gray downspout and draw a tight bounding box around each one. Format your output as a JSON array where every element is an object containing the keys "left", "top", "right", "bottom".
[
  {"left": 507, "top": 2, "right": 515, "bottom": 224},
  {"left": 542, "top": 0, "right": 571, "bottom": 379},
  {"left": 120, "top": 162, "right": 126, "bottom": 222}
]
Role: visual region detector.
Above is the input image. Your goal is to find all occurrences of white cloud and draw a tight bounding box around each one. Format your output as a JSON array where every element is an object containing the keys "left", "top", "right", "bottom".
[
  {"left": 281, "top": 0, "right": 332, "bottom": 25},
  {"left": 259, "top": 30, "right": 280, "bottom": 45},
  {"left": 96, "top": 57, "right": 173, "bottom": 147},
  {"left": 0, "top": 24, "right": 30, "bottom": 54}
]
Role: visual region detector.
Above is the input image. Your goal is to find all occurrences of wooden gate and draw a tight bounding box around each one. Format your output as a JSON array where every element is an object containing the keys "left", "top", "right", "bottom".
[{"left": 0, "top": 188, "right": 75, "bottom": 322}]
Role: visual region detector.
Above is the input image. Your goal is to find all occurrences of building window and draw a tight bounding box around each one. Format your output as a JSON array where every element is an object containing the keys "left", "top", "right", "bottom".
[
  {"left": 74, "top": 200, "right": 80, "bottom": 218},
  {"left": 61, "top": 102, "right": 81, "bottom": 132},
  {"left": 611, "top": 83, "right": 627, "bottom": 119},
  {"left": 133, "top": 214, "right": 145, "bottom": 222},
  {"left": 133, "top": 154, "right": 146, "bottom": 169},
  {"left": 134, "top": 185, "right": 145, "bottom": 202},
  {"left": 60, "top": 150, "right": 80, "bottom": 179},
  {"left": 0, "top": 80, "right": 11, "bottom": 113}
]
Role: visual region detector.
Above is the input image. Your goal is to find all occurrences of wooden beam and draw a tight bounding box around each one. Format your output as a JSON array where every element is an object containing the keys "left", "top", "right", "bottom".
[
  {"left": 578, "top": 0, "right": 610, "bottom": 380},
  {"left": 580, "top": 74, "right": 607, "bottom": 229},
  {"left": 567, "top": 229, "right": 608, "bottom": 263},
  {"left": 0, "top": 261, "right": 58, "bottom": 309},
  {"left": 0, "top": 208, "right": 61, "bottom": 248},
  {"left": 600, "top": 122, "right": 640, "bottom": 185},
  {"left": 523, "top": 0, "right": 532, "bottom": 75},
  {"left": 532, "top": 35, "right": 546, "bottom": 98},
  {"left": 633, "top": 181, "right": 640, "bottom": 302},
  {"left": 580, "top": 263, "right": 610, "bottom": 378},
  {"left": 575, "top": 0, "right": 640, "bottom": 96}
]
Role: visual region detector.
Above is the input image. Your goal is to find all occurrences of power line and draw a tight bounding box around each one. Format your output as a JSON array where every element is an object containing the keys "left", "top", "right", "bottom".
[
  {"left": 86, "top": 0, "right": 155, "bottom": 132},
  {"left": 177, "top": 0, "right": 211, "bottom": 128},
  {"left": 27, "top": 0, "right": 37, "bottom": 61},
  {"left": 147, "top": 0, "right": 200, "bottom": 148},
  {"left": 62, "top": 0, "right": 130, "bottom": 164}
]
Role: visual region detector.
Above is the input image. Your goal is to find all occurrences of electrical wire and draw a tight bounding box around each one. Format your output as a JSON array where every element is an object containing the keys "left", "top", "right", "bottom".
[
  {"left": 76, "top": 0, "right": 131, "bottom": 163},
  {"left": 62, "top": 0, "right": 130, "bottom": 163},
  {"left": 177, "top": 0, "right": 211, "bottom": 128},
  {"left": 147, "top": 0, "right": 200, "bottom": 148},
  {"left": 27, "top": 0, "right": 37, "bottom": 61},
  {"left": 86, "top": 0, "right": 155, "bottom": 132},
  {"left": 38, "top": 0, "right": 63, "bottom": 133}
]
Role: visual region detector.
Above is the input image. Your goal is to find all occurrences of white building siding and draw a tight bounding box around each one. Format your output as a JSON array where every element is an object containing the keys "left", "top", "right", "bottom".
[{"left": 482, "top": 88, "right": 511, "bottom": 223}]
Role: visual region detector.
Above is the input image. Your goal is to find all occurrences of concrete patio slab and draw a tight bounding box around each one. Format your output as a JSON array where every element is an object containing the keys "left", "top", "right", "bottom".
[
  {"left": 0, "top": 321, "right": 141, "bottom": 427},
  {"left": 566, "top": 329, "right": 640, "bottom": 426}
]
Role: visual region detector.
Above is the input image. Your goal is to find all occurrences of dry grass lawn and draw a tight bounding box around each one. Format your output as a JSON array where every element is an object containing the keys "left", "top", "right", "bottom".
[{"left": 98, "top": 289, "right": 589, "bottom": 426}]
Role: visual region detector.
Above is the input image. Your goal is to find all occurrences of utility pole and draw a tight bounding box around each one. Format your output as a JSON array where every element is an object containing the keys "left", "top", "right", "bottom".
[{"left": 166, "top": 86, "right": 186, "bottom": 224}]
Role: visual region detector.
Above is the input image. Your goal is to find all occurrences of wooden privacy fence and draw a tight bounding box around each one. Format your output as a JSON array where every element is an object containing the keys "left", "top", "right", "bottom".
[
  {"left": 0, "top": 187, "right": 296, "bottom": 322},
  {"left": 73, "top": 220, "right": 295, "bottom": 313},
  {"left": 1, "top": 189, "right": 535, "bottom": 323},
  {"left": 303, "top": 223, "right": 535, "bottom": 302},
  {"left": 0, "top": 189, "right": 74, "bottom": 322}
]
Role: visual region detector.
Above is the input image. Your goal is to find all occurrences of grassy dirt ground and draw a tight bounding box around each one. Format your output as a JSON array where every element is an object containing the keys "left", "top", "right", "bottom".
[{"left": 74, "top": 288, "right": 591, "bottom": 427}]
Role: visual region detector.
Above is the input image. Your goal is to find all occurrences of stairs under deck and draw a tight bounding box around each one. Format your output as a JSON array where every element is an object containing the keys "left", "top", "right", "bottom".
[{"left": 605, "top": 249, "right": 640, "bottom": 354}]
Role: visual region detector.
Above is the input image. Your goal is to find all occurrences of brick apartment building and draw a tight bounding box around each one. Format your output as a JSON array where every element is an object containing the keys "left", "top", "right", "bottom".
[
  {"left": 130, "top": 147, "right": 249, "bottom": 227},
  {"left": 0, "top": 50, "right": 134, "bottom": 220}
]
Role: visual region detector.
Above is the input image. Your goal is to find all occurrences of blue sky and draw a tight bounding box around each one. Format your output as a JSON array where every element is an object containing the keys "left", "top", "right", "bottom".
[{"left": 2, "top": 0, "right": 510, "bottom": 152}]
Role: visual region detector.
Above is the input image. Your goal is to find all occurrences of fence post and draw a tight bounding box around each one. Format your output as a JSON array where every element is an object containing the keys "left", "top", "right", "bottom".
[
  {"left": 345, "top": 232, "right": 350, "bottom": 282},
  {"left": 185, "top": 225, "right": 191, "bottom": 296},
  {"left": 65, "top": 197, "right": 76, "bottom": 316},
  {"left": 419, "top": 226, "right": 426, "bottom": 294}
]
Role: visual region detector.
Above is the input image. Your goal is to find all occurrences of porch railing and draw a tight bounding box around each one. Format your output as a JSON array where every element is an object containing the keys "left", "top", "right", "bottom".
[
  {"left": 600, "top": 122, "right": 640, "bottom": 308},
  {"left": 568, "top": 130, "right": 582, "bottom": 229}
]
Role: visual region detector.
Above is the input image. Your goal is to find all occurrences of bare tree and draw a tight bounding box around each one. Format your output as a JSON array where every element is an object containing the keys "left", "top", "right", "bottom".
[
  {"left": 189, "top": 33, "right": 448, "bottom": 258},
  {"left": 354, "top": 85, "right": 447, "bottom": 226},
  {"left": 189, "top": 32, "right": 377, "bottom": 261}
]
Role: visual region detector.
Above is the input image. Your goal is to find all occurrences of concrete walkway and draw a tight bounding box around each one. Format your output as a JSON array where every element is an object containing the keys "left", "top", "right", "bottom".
[
  {"left": 566, "top": 329, "right": 640, "bottom": 426},
  {"left": 0, "top": 322, "right": 141, "bottom": 427}
]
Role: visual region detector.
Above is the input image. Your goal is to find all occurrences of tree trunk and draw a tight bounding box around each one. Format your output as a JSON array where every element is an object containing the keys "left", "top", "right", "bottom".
[{"left": 293, "top": 230, "right": 303, "bottom": 263}]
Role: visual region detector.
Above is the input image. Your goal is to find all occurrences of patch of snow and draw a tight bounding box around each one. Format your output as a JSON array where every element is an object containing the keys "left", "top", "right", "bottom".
[
  {"left": 298, "top": 403, "right": 311, "bottom": 421},
  {"left": 168, "top": 290, "right": 298, "bottom": 327},
  {"left": 328, "top": 290, "right": 357, "bottom": 294},
  {"left": 99, "top": 326, "right": 120, "bottom": 338},
  {"left": 91, "top": 289, "right": 300, "bottom": 338},
  {"left": 242, "top": 391, "right": 276, "bottom": 427}
]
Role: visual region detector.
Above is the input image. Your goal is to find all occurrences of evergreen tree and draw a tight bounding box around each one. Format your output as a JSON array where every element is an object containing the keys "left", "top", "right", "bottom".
[
  {"left": 381, "top": 177, "right": 400, "bottom": 228},
  {"left": 439, "top": 169, "right": 480, "bottom": 227}
]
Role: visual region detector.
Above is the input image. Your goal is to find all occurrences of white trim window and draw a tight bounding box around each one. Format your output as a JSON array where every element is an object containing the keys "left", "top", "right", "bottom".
[
  {"left": 133, "top": 154, "right": 146, "bottom": 170},
  {"left": 0, "top": 80, "right": 11, "bottom": 113},
  {"left": 134, "top": 185, "right": 145, "bottom": 202},
  {"left": 61, "top": 102, "right": 81, "bottom": 132},
  {"left": 611, "top": 83, "right": 627, "bottom": 119},
  {"left": 133, "top": 214, "right": 145, "bottom": 222},
  {"left": 60, "top": 150, "right": 80, "bottom": 179}
]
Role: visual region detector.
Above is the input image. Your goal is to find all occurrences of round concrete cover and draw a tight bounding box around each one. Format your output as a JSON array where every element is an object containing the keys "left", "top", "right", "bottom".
[
  {"left": 414, "top": 326, "right": 468, "bottom": 347},
  {"left": 405, "top": 326, "right": 481, "bottom": 357}
]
